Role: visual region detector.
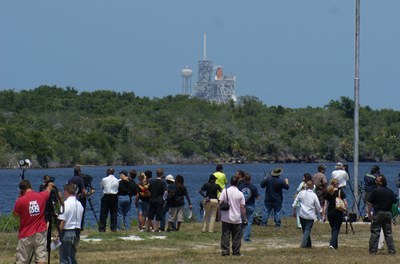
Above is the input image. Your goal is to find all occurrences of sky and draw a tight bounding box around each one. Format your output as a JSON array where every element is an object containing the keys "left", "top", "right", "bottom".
[{"left": 1, "top": 1, "right": 399, "bottom": 110}]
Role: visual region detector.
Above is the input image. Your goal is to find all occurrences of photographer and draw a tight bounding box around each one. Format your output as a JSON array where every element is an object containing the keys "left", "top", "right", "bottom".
[
  {"left": 39, "top": 175, "right": 64, "bottom": 222},
  {"left": 68, "top": 165, "right": 94, "bottom": 230},
  {"left": 13, "top": 180, "right": 54, "bottom": 264}
]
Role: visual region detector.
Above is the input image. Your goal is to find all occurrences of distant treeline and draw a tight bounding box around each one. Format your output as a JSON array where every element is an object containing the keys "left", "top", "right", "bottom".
[{"left": 1, "top": 85, "right": 399, "bottom": 168}]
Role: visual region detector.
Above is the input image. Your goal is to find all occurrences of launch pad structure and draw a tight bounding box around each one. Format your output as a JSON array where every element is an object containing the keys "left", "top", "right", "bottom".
[{"left": 181, "top": 34, "right": 237, "bottom": 104}]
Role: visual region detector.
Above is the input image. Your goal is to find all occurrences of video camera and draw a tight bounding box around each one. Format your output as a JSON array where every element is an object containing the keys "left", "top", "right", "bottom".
[{"left": 81, "top": 173, "right": 93, "bottom": 189}]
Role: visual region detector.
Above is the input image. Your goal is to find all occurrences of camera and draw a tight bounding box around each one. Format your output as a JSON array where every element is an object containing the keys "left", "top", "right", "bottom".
[{"left": 18, "top": 159, "right": 32, "bottom": 167}]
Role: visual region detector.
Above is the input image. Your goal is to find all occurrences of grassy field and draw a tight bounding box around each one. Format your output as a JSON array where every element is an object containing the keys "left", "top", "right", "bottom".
[{"left": 1, "top": 218, "right": 400, "bottom": 264}]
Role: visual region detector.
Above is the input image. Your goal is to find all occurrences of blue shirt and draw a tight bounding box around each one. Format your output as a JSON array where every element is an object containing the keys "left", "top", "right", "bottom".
[
  {"left": 260, "top": 175, "right": 289, "bottom": 206},
  {"left": 238, "top": 182, "right": 259, "bottom": 205}
]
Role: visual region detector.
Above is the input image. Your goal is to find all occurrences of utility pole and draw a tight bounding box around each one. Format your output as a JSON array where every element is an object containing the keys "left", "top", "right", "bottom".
[{"left": 353, "top": 0, "right": 361, "bottom": 217}]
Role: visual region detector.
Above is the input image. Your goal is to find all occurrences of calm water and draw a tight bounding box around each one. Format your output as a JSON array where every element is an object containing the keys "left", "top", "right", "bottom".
[{"left": 2, "top": 163, "right": 399, "bottom": 227}]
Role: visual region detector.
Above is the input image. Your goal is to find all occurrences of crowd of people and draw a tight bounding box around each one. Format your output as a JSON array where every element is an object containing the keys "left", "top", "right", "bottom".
[{"left": 12, "top": 163, "right": 398, "bottom": 262}]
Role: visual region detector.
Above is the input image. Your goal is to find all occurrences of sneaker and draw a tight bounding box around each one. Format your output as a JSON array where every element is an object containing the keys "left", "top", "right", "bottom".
[{"left": 329, "top": 245, "right": 335, "bottom": 250}]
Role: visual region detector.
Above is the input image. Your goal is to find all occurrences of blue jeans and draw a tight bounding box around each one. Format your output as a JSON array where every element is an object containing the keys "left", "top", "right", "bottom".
[
  {"left": 300, "top": 217, "right": 314, "bottom": 248},
  {"left": 117, "top": 195, "right": 131, "bottom": 230},
  {"left": 60, "top": 229, "right": 80, "bottom": 264},
  {"left": 243, "top": 205, "right": 255, "bottom": 241},
  {"left": 261, "top": 201, "right": 282, "bottom": 227},
  {"left": 160, "top": 203, "right": 169, "bottom": 230}
]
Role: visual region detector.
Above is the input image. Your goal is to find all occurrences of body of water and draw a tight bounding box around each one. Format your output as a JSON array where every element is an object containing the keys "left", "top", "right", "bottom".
[{"left": 2, "top": 162, "right": 399, "bottom": 228}]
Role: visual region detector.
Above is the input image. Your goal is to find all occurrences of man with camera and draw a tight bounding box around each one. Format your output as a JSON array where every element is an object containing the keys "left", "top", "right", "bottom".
[
  {"left": 13, "top": 180, "right": 54, "bottom": 264},
  {"left": 39, "top": 175, "right": 63, "bottom": 223},
  {"left": 68, "top": 165, "right": 92, "bottom": 229}
]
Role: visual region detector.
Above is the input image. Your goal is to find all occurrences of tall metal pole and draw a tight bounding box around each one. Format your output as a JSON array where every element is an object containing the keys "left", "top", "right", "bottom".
[{"left": 353, "top": 0, "right": 360, "bottom": 217}]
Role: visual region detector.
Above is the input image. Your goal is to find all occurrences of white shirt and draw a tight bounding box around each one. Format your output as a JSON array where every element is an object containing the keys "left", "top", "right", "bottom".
[
  {"left": 101, "top": 174, "right": 119, "bottom": 194},
  {"left": 58, "top": 196, "right": 84, "bottom": 230},
  {"left": 292, "top": 189, "right": 321, "bottom": 220},
  {"left": 219, "top": 186, "right": 245, "bottom": 224},
  {"left": 331, "top": 169, "right": 349, "bottom": 188}
]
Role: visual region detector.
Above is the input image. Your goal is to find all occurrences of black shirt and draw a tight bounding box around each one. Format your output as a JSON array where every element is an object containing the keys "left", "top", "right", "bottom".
[
  {"left": 148, "top": 178, "right": 167, "bottom": 204},
  {"left": 199, "top": 182, "right": 222, "bottom": 199},
  {"left": 368, "top": 186, "right": 397, "bottom": 213},
  {"left": 118, "top": 179, "right": 138, "bottom": 197},
  {"left": 324, "top": 189, "right": 346, "bottom": 214}
]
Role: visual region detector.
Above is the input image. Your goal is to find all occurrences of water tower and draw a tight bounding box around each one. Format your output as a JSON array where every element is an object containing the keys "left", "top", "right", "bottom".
[{"left": 181, "top": 66, "right": 192, "bottom": 95}]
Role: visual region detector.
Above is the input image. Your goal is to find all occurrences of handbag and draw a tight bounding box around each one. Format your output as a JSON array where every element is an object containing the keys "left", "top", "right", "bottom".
[
  {"left": 335, "top": 189, "right": 347, "bottom": 212},
  {"left": 219, "top": 189, "right": 230, "bottom": 211}
]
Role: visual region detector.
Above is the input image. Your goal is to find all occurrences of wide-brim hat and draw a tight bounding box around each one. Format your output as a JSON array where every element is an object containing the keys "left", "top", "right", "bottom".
[
  {"left": 271, "top": 168, "right": 283, "bottom": 177},
  {"left": 165, "top": 174, "right": 175, "bottom": 182}
]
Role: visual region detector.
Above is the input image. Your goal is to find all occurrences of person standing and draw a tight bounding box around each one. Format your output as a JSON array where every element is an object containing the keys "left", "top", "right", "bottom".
[
  {"left": 367, "top": 174, "right": 397, "bottom": 254},
  {"left": 161, "top": 174, "right": 175, "bottom": 231},
  {"left": 235, "top": 170, "right": 246, "bottom": 186},
  {"left": 364, "top": 165, "right": 380, "bottom": 204},
  {"left": 98, "top": 168, "right": 119, "bottom": 232},
  {"left": 166, "top": 175, "right": 192, "bottom": 231},
  {"left": 295, "top": 173, "right": 314, "bottom": 228},
  {"left": 68, "top": 166, "right": 88, "bottom": 230},
  {"left": 13, "top": 180, "right": 53, "bottom": 264},
  {"left": 322, "top": 178, "right": 348, "bottom": 250},
  {"left": 312, "top": 164, "right": 327, "bottom": 208},
  {"left": 219, "top": 176, "right": 248, "bottom": 256},
  {"left": 331, "top": 162, "right": 349, "bottom": 190},
  {"left": 147, "top": 168, "right": 167, "bottom": 232},
  {"left": 292, "top": 181, "right": 321, "bottom": 248},
  {"left": 58, "top": 183, "right": 84, "bottom": 264},
  {"left": 135, "top": 172, "right": 151, "bottom": 231},
  {"left": 238, "top": 173, "right": 260, "bottom": 242},
  {"left": 117, "top": 170, "right": 138, "bottom": 231},
  {"left": 260, "top": 168, "right": 289, "bottom": 227},
  {"left": 214, "top": 164, "right": 227, "bottom": 195},
  {"left": 199, "top": 174, "right": 222, "bottom": 233}
]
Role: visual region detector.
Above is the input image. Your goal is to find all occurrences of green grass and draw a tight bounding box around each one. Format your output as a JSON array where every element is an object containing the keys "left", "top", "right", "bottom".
[{"left": 1, "top": 219, "right": 400, "bottom": 264}]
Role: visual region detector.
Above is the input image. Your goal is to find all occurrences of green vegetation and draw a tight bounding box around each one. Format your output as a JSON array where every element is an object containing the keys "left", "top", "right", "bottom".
[
  {"left": 1, "top": 85, "right": 400, "bottom": 168},
  {"left": 1, "top": 219, "right": 399, "bottom": 263}
]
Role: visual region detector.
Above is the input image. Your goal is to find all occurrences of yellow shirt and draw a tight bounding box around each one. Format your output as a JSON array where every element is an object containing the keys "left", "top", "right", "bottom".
[{"left": 213, "top": 171, "right": 227, "bottom": 197}]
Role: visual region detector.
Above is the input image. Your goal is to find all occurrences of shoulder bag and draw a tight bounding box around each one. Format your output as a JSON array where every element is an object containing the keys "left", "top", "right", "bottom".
[
  {"left": 219, "top": 189, "right": 230, "bottom": 211},
  {"left": 335, "top": 189, "right": 346, "bottom": 212}
]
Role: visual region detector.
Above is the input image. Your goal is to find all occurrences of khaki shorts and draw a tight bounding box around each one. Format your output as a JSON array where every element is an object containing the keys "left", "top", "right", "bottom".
[
  {"left": 169, "top": 206, "right": 184, "bottom": 223},
  {"left": 16, "top": 231, "right": 47, "bottom": 264}
]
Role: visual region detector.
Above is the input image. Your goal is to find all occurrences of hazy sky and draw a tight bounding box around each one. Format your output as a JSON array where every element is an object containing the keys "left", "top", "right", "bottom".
[{"left": 1, "top": 1, "right": 399, "bottom": 110}]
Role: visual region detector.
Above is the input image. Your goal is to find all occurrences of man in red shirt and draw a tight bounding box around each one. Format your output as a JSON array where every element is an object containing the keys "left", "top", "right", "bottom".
[{"left": 13, "top": 179, "right": 54, "bottom": 264}]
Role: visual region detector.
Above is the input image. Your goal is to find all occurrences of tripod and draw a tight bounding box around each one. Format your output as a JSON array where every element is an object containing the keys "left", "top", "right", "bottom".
[
  {"left": 86, "top": 194, "right": 99, "bottom": 226},
  {"left": 85, "top": 184, "right": 99, "bottom": 227},
  {"left": 344, "top": 213, "right": 355, "bottom": 234}
]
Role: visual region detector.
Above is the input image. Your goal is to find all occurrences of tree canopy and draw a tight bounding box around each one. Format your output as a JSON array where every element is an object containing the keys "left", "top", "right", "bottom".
[{"left": 1, "top": 86, "right": 399, "bottom": 168}]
